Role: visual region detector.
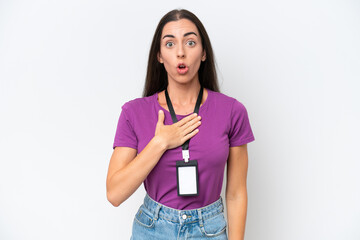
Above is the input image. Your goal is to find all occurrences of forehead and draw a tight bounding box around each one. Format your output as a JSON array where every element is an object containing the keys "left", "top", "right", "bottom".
[{"left": 161, "top": 19, "right": 199, "bottom": 37}]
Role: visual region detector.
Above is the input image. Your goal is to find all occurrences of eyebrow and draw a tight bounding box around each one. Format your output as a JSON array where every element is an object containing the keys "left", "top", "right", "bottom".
[{"left": 162, "top": 32, "right": 198, "bottom": 39}]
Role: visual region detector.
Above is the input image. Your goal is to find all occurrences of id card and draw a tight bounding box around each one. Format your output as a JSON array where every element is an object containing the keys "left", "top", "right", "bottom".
[{"left": 176, "top": 160, "right": 199, "bottom": 196}]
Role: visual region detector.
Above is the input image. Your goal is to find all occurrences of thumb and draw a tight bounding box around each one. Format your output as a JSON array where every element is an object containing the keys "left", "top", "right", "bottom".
[{"left": 157, "top": 110, "right": 164, "bottom": 126}]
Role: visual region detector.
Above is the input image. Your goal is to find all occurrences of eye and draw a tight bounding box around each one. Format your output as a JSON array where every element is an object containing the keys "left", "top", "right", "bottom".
[
  {"left": 165, "top": 42, "right": 174, "bottom": 47},
  {"left": 187, "top": 40, "right": 196, "bottom": 46}
]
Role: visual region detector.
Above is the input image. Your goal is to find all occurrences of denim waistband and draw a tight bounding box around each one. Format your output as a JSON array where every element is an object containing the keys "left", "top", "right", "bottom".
[{"left": 142, "top": 193, "right": 224, "bottom": 225}]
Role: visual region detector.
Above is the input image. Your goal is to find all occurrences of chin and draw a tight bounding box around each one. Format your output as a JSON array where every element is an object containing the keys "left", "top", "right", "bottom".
[{"left": 169, "top": 74, "right": 198, "bottom": 85}]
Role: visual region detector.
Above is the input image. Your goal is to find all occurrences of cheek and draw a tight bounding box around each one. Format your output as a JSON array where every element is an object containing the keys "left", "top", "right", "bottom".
[
  {"left": 159, "top": 50, "right": 173, "bottom": 64},
  {"left": 161, "top": 56, "right": 174, "bottom": 74},
  {"left": 159, "top": 50, "right": 172, "bottom": 70},
  {"left": 190, "top": 50, "right": 203, "bottom": 68},
  {"left": 163, "top": 63, "right": 172, "bottom": 74}
]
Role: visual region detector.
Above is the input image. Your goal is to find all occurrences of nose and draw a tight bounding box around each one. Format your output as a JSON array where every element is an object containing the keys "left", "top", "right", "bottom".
[{"left": 177, "top": 45, "right": 185, "bottom": 58}]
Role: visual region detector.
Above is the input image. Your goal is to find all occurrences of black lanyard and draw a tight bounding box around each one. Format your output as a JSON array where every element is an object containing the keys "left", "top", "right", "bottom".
[{"left": 165, "top": 87, "right": 203, "bottom": 161}]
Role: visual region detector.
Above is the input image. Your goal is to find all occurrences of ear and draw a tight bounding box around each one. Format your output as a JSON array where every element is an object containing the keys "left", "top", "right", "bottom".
[
  {"left": 201, "top": 49, "right": 206, "bottom": 62},
  {"left": 157, "top": 52, "right": 163, "bottom": 63}
]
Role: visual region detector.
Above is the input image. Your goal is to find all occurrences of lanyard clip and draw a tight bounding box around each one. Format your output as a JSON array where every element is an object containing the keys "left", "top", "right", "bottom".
[{"left": 182, "top": 150, "right": 189, "bottom": 163}]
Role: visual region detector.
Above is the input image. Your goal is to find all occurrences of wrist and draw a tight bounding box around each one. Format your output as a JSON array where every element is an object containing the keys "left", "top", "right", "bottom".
[{"left": 151, "top": 135, "right": 168, "bottom": 152}]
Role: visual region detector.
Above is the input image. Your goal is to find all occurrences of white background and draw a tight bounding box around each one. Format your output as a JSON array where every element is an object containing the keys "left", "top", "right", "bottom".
[{"left": 1, "top": 0, "right": 359, "bottom": 239}]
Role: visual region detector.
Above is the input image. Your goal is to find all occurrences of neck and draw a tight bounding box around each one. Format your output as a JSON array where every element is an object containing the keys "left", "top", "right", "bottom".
[{"left": 166, "top": 80, "right": 201, "bottom": 106}]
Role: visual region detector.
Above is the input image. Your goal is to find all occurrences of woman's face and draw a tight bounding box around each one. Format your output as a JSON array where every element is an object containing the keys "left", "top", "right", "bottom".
[{"left": 158, "top": 19, "right": 206, "bottom": 86}]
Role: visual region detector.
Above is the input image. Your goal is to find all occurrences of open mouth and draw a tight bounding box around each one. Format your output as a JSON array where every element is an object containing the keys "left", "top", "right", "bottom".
[
  {"left": 177, "top": 63, "right": 187, "bottom": 69},
  {"left": 177, "top": 63, "right": 188, "bottom": 74}
]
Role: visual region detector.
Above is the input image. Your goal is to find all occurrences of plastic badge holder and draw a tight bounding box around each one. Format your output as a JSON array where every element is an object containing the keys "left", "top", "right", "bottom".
[{"left": 176, "top": 160, "right": 199, "bottom": 196}]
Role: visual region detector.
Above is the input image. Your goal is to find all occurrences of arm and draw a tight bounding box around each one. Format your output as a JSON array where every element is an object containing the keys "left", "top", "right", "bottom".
[
  {"left": 226, "top": 144, "right": 249, "bottom": 240},
  {"left": 106, "top": 110, "right": 201, "bottom": 207},
  {"left": 106, "top": 137, "right": 166, "bottom": 207}
]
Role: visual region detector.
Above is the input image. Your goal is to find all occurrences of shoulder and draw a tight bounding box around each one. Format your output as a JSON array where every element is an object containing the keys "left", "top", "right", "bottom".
[
  {"left": 119, "top": 94, "right": 156, "bottom": 123},
  {"left": 121, "top": 94, "right": 155, "bottom": 112},
  {"left": 209, "top": 90, "right": 247, "bottom": 113}
]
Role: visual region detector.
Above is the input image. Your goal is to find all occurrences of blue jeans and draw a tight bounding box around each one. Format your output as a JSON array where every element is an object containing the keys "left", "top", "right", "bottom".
[{"left": 130, "top": 194, "right": 228, "bottom": 240}]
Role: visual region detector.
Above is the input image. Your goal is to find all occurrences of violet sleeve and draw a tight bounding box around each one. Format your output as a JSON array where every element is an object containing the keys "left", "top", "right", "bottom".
[
  {"left": 228, "top": 99, "right": 255, "bottom": 147},
  {"left": 112, "top": 105, "right": 138, "bottom": 150}
]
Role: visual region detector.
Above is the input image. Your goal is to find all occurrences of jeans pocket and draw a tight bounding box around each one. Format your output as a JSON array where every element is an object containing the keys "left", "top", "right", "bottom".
[
  {"left": 200, "top": 212, "right": 227, "bottom": 237},
  {"left": 134, "top": 205, "right": 155, "bottom": 228}
]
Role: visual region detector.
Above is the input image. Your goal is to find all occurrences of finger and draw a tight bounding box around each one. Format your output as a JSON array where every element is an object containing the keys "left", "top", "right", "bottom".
[
  {"left": 176, "top": 113, "right": 198, "bottom": 127},
  {"left": 182, "top": 129, "right": 199, "bottom": 142},
  {"left": 183, "top": 119, "right": 201, "bottom": 134},
  {"left": 180, "top": 115, "right": 201, "bottom": 131},
  {"left": 157, "top": 110, "right": 164, "bottom": 126}
]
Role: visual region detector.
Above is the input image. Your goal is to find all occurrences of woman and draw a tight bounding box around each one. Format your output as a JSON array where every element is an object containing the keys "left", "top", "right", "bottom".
[{"left": 106, "top": 9, "right": 255, "bottom": 240}]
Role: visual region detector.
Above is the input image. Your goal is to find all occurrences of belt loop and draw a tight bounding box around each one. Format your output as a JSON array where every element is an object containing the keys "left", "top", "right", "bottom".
[
  {"left": 197, "top": 209, "right": 203, "bottom": 227},
  {"left": 219, "top": 196, "right": 223, "bottom": 211},
  {"left": 153, "top": 203, "right": 161, "bottom": 221}
]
